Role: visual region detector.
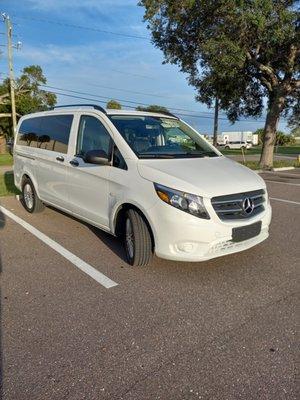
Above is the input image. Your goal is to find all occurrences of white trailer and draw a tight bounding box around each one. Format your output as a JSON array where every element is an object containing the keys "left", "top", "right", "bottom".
[{"left": 217, "top": 131, "right": 260, "bottom": 145}]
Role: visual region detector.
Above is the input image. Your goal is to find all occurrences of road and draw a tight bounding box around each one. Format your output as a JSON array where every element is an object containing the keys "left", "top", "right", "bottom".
[{"left": 0, "top": 171, "right": 299, "bottom": 400}]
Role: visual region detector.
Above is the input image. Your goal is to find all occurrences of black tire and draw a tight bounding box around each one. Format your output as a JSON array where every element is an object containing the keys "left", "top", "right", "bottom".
[
  {"left": 225, "top": 145, "right": 230, "bottom": 150},
  {"left": 21, "top": 177, "right": 44, "bottom": 213},
  {"left": 124, "top": 209, "right": 153, "bottom": 266}
]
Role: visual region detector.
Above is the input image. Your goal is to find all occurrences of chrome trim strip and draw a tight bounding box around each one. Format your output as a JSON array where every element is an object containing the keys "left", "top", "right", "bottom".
[{"left": 15, "top": 152, "right": 35, "bottom": 160}]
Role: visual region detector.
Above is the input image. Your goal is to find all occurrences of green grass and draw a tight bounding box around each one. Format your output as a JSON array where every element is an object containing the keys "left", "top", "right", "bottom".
[
  {"left": 275, "top": 146, "right": 300, "bottom": 155},
  {"left": 0, "top": 153, "right": 13, "bottom": 166},
  {"left": 239, "top": 159, "right": 300, "bottom": 170},
  {"left": 0, "top": 172, "right": 20, "bottom": 197},
  {"left": 221, "top": 147, "right": 262, "bottom": 155},
  {"left": 221, "top": 146, "right": 300, "bottom": 156}
]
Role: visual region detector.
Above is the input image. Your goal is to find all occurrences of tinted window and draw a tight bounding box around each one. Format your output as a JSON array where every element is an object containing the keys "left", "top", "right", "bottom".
[
  {"left": 17, "top": 117, "right": 41, "bottom": 147},
  {"left": 77, "top": 116, "right": 112, "bottom": 157},
  {"left": 39, "top": 115, "right": 73, "bottom": 153},
  {"left": 17, "top": 115, "right": 73, "bottom": 153}
]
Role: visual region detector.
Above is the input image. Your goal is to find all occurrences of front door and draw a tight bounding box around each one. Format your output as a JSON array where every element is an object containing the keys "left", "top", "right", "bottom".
[{"left": 67, "top": 115, "right": 112, "bottom": 228}]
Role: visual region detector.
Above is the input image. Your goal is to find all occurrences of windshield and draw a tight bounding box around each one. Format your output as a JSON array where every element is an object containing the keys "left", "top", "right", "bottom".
[{"left": 109, "top": 115, "right": 219, "bottom": 159}]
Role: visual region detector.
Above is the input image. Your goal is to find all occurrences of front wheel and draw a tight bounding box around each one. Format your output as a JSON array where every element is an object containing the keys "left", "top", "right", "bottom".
[{"left": 124, "top": 209, "right": 153, "bottom": 266}]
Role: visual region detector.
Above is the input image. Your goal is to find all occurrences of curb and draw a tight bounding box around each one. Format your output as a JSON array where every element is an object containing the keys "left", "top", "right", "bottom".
[
  {"left": 254, "top": 167, "right": 297, "bottom": 174},
  {"left": 272, "top": 167, "right": 295, "bottom": 172}
]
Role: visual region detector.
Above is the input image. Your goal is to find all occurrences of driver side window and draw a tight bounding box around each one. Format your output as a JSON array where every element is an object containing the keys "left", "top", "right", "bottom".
[{"left": 76, "top": 115, "right": 112, "bottom": 158}]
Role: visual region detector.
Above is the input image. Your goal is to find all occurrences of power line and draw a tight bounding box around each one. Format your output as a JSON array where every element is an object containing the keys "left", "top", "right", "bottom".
[
  {"left": 45, "top": 78, "right": 172, "bottom": 99},
  {"left": 41, "top": 84, "right": 228, "bottom": 117},
  {"left": 109, "top": 68, "right": 154, "bottom": 80},
  {"left": 42, "top": 86, "right": 266, "bottom": 123},
  {"left": 12, "top": 15, "right": 149, "bottom": 40}
]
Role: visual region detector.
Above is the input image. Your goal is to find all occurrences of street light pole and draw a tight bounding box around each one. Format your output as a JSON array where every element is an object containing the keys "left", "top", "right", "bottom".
[
  {"left": 3, "top": 13, "right": 17, "bottom": 136},
  {"left": 213, "top": 96, "right": 219, "bottom": 147}
]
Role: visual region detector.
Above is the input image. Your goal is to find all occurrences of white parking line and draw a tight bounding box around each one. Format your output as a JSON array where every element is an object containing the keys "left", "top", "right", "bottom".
[
  {"left": 0, "top": 205, "right": 118, "bottom": 289},
  {"left": 265, "top": 180, "right": 300, "bottom": 187},
  {"left": 270, "top": 197, "right": 300, "bottom": 205}
]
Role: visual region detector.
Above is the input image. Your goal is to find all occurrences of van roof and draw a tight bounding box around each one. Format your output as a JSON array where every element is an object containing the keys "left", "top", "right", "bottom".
[
  {"left": 49, "top": 104, "right": 178, "bottom": 119},
  {"left": 19, "top": 106, "right": 179, "bottom": 121}
]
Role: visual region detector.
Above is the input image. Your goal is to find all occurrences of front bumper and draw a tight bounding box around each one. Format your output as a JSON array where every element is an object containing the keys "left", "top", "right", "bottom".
[{"left": 149, "top": 199, "right": 272, "bottom": 262}]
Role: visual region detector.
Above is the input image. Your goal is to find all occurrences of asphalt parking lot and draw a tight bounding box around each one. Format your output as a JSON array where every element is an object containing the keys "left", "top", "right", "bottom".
[{"left": 0, "top": 171, "right": 299, "bottom": 400}]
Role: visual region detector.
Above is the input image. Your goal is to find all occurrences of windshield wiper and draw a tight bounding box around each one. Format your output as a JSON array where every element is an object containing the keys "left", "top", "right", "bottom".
[
  {"left": 178, "top": 151, "right": 218, "bottom": 158},
  {"left": 139, "top": 153, "right": 176, "bottom": 159}
]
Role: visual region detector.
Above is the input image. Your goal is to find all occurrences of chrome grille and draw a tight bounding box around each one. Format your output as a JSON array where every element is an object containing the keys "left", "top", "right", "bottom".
[{"left": 211, "top": 189, "right": 265, "bottom": 220}]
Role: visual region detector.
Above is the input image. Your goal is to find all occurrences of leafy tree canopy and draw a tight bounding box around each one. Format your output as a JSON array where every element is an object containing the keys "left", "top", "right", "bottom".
[
  {"left": 0, "top": 65, "right": 56, "bottom": 137},
  {"left": 254, "top": 128, "right": 294, "bottom": 145},
  {"left": 140, "top": 0, "right": 300, "bottom": 168},
  {"left": 136, "top": 104, "right": 170, "bottom": 113},
  {"left": 106, "top": 100, "right": 122, "bottom": 109}
]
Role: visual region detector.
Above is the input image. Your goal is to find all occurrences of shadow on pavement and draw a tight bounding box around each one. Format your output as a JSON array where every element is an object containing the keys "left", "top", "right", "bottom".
[
  {"left": 46, "top": 205, "right": 127, "bottom": 263},
  {"left": 0, "top": 205, "right": 5, "bottom": 400},
  {"left": 87, "top": 225, "right": 127, "bottom": 262}
]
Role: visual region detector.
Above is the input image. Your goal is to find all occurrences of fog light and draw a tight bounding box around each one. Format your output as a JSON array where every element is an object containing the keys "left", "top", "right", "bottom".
[{"left": 177, "top": 243, "right": 194, "bottom": 253}]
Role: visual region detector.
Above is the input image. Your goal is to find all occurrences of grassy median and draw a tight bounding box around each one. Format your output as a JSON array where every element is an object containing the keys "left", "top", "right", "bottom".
[
  {"left": 239, "top": 159, "right": 300, "bottom": 170},
  {"left": 0, "top": 153, "right": 13, "bottom": 166},
  {"left": 221, "top": 145, "right": 300, "bottom": 156},
  {"left": 0, "top": 172, "right": 20, "bottom": 197}
]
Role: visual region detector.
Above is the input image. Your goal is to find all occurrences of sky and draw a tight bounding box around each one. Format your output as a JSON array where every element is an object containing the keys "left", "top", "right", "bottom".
[{"left": 0, "top": 0, "right": 288, "bottom": 134}]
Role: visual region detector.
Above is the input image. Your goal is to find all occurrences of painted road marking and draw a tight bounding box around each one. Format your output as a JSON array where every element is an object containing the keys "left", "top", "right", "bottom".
[
  {"left": 265, "top": 180, "right": 300, "bottom": 187},
  {"left": 0, "top": 205, "right": 118, "bottom": 289},
  {"left": 270, "top": 197, "right": 300, "bottom": 206}
]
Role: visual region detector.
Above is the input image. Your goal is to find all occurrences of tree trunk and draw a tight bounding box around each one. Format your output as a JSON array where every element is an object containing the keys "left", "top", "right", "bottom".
[
  {"left": 259, "top": 94, "right": 285, "bottom": 170},
  {"left": 213, "top": 97, "right": 219, "bottom": 147}
]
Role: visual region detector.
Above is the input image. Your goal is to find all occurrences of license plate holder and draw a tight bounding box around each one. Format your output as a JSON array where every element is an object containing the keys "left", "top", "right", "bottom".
[{"left": 232, "top": 221, "right": 262, "bottom": 243}]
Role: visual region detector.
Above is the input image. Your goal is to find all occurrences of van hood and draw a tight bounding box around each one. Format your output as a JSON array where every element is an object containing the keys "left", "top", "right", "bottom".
[{"left": 137, "top": 156, "right": 265, "bottom": 198}]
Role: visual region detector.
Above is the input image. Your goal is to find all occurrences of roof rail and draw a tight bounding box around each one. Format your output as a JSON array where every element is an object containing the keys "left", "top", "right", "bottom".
[{"left": 51, "top": 104, "right": 107, "bottom": 114}]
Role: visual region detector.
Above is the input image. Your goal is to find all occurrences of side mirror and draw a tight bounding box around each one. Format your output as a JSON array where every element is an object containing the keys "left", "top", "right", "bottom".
[{"left": 85, "top": 149, "right": 110, "bottom": 165}]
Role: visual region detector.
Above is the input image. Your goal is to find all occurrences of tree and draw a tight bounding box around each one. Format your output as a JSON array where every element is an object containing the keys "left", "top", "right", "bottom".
[
  {"left": 106, "top": 100, "right": 122, "bottom": 109},
  {"left": 0, "top": 65, "right": 56, "bottom": 138},
  {"left": 290, "top": 126, "right": 300, "bottom": 136},
  {"left": 136, "top": 104, "right": 170, "bottom": 113},
  {"left": 140, "top": 1, "right": 300, "bottom": 169},
  {"left": 254, "top": 128, "right": 294, "bottom": 146}
]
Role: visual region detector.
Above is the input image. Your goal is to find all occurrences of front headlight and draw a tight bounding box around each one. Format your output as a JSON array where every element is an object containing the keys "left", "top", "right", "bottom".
[{"left": 154, "top": 183, "right": 210, "bottom": 219}]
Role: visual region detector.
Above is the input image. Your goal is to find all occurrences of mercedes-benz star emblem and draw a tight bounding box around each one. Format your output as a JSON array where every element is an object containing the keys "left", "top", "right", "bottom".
[{"left": 242, "top": 197, "right": 254, "bottom": 214}]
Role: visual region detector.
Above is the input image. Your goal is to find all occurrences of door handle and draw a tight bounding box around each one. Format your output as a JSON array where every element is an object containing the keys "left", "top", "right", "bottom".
[
  {"left": 69, "top": 159, "right": 79, "bottom": 167},
  {"left": 56, "top": 156, "right": 64, "bottom": 162}
]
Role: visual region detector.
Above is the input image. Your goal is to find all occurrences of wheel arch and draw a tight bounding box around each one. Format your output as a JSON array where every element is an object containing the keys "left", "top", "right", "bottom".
[{"left": 113, "top": 203, "right": 155, "bottom": 249}]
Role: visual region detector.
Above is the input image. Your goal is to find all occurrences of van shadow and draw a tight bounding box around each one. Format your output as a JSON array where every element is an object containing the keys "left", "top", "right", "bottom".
[
  {"left": 46, "top": 206, "right": 127, "bottom": 263},
  {"left": 87, "top": 225, "right": 127, "bottom": 262},
  {"left": 0, "top": 205, "right": 5, "bottom": 400}
]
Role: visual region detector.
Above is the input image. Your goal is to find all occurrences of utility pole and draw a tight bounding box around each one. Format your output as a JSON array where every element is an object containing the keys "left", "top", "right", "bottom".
[
  {"left": 213, "top": 96, "right": 219, "bottom": 147},
  {"left": 2, "top": 13, "right": 17, "bottom": 136}
]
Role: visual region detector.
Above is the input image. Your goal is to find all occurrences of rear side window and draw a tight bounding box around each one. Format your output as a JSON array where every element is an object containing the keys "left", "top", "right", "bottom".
[
  {"left": 17, "top": 118, "right": 41, "bottom": 147},
  {"left": 17, "top": 115, "right": 73, "bottom": 154}
]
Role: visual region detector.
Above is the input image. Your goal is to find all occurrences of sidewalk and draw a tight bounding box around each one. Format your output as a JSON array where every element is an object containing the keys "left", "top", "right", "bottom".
[{"left": 0, "top": 165, "right": 13, "bottom": 174}]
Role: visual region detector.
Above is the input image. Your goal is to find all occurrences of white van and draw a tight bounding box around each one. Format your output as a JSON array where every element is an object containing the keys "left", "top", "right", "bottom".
[
  {"left": 224, "top": 141, "right": 252, "bottom": 150},
  {"left": 14, "top": 105, "right": 271, "bottom": 266}
]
